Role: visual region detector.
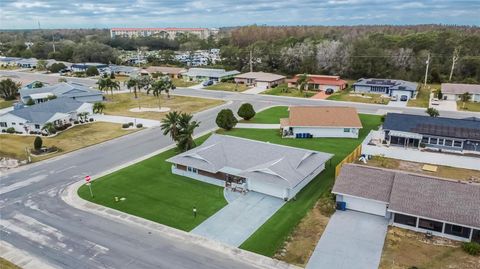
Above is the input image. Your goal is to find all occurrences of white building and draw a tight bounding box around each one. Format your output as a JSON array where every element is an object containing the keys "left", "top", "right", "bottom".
[{"left": 441, "top": 83, "right": 480, "bottom": 102}]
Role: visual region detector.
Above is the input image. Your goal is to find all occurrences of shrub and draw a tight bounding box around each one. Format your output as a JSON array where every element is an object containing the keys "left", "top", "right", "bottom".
[
  {"left": 48, "top": 62, "right": 67, "bottom": 73},
  {"left": 86, "top": 66, "right": 99, "bottom": 76},
  {"left": 1, "top": 129, "right": 5, "bottom": 133},
  {"left": 215, "top": 109, "right": 237, "bottom": 130},
  {"left": 6, "top": 127, "right": 15, "bottom": 134},
  {"left": 136, "top": 123, "right": 143, "bottom": 128},
  {"left": 128, "top": 122, "right": 134, "bottom": 127},
  {"left": 462, "top": 242, "right": 480, "bottom": 256},
  {"left": 122, "top": 123, "right": 130, "bottom": 128},
  {"left": 89, "top": 118, "right": 94, "bottom": 122},
  {"left": 74, "top": 120, "right": 79, "bottom": 124},
  {"left": 26, "top": 98, "right": 35, "bottom": 106},
  {"left": 34, "top": 136, "right": 43, "bottom": 150},
  {"left": 237, "top": 103, "right": 256, "bottom": 120}
]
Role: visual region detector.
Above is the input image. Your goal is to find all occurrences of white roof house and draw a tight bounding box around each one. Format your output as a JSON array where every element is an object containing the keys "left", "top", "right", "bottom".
[
  {"left": 182, "top": 68, "right": 240, "bottom": 82},
  {"left": 19, "top": 82, "right": 103, "bottom": 104}
]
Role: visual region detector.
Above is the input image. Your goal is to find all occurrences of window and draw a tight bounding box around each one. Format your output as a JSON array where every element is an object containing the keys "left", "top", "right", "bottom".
[
  {"left": 421, "top": 137, "right": 429, "bottom": 143},
  {"left": 418, "top": 218, "right": 443, "bottom": 232},
  {"left": 454, "top": 141, "right": 462, "bottom": 147},
  {"left": 430, "top": 138, "right": 438, "bottom": 144},
  {"left": 35, "top": 124, "right": 40, "bottom": 129},
  {"left": 0, "top": 122, "right": 6, "bottom": 127},
  {"left": 444, "top": 224, "right": 471, "bottom": 238},
  {"left": 444, "top": 139, "right": 453, "bottom": 147},
  {"left": 187, "top": 167, "right": 198, "bottom": 173},
  {"left": 343, "top": 128, "right": 350, "bottom": 133},
  {"left": 394, "top": 213, "right": 417, "bottom": 227},
  {"left": 437, "top": 138, "right": 444, "bottom": 145},
  {"left": 19, "top": 123, "right": 23, "bottom": 125}
]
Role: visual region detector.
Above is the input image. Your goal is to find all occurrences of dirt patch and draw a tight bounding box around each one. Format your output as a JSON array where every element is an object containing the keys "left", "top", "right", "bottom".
[{"left": 380, "top": 227, "right": 480, "bottom": 269}]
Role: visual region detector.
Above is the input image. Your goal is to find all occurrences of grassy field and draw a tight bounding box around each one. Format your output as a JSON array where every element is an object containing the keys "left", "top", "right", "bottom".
[
  {"left": 0, "top": 258, "right": 21, "bottom": 269},
  {"left": 355, "top": 156, "right": 480, "bottom": 181},
  {"left": 327, "top": 89, "right": 390, "bottom": 104},
  {"left": 457, "top": 101, "right": 480, "bottom": 112},
  {"left": 262, "top": 84, "right": 315, "bottom": 98},
  {"left": 0, "top": 122, "right": 137, "bottom": 162},
  {"left": 218, "top": 108, "right": 382, "bottom": 256},
  {"left": 380, "top": 227, "right": 479, "bottom": 269},
  {"left": 240, "top": 106, "right": 289, "bottom": 124},
  {"left": 104, "top": 93, "right": 224, "bottom": 120},
  {"left": 204, "top": 82, "right": 249, "bottom": 92},
  {"left": 0, "top": 99, "right": 15, "bottom": 109},
  {"left": 78, "top": 134, "right": 227, "bottom": 232},
  {"left": 407, "top": 84, "right": 437, "bottom": 108},
  {"left": 112, "top": 75, "right": 130, "bottom": 83},
  {"left": 172, "top": 78, "right": 198, "bottom": 88}
]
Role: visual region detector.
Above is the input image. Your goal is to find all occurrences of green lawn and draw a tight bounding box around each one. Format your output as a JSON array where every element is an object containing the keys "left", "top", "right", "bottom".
[
  {"left": 327, "top": 89, "right": 390, "bottom": 104},
  {"left": 172, "top": 78, "right": 198, "bottom": 88},
  {"left": 408, "top": 84, "right": 436, "bottom": 108},
  {"left": 205, "top": 82, "right": 249, "bottom": 92},
  {"left": 262, "top": 84, "right": 315, "bottom": 98},
  {"left": 0, "top": 99, "right": 15, "bottom": 109},
  {"left": 220, "top": 108, "right": 382, "bottom": 256},
  {"left": 457, "top": 101, "right": 480, "bottom": 112},
  {"left": 78, "top": 135, "right": 227, "bottom": 231},
  {"left": 241, "top": 106, "right": 289, "bottom": 123}
]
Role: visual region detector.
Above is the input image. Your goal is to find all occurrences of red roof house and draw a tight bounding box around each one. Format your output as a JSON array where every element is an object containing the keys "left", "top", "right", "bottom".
[{"left": 286, "top": 74, "right": 347, "bottom": 92}]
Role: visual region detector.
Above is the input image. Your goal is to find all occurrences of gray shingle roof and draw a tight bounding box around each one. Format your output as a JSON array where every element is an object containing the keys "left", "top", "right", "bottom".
[
  {"left": 353, "top": 78, "right": 418, "bottom": 92},
  {"left": 20, "top": 82, "right": 102, "bottom": 99},
  {"left": 441, "top": 83, "right": 480, "bottom": 95},
  {"left": 167, "top": 134, "right": 333, "bottom": 188},
  {"left": 383, "top": 113, "right": 480, "bottom": 140},
  {"left": 333, "top": 164, "right": 480, "bottom": 228},
  {"left": 9, "top": 98, "right": 85, "bottom": 124},
  {"left": 183, "top": 68, "right": 240, "bottom": 78}
]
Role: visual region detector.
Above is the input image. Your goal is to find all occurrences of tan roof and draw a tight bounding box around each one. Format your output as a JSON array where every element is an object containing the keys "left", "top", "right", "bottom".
[
  {"left": 145, "top": 66, "right": 186, "bottom": 75},
  {"left": 281, "top": 106, "right": 363, "bottom": 128},
  {"left": 441, "top": 83, "right": 480, "bottom": 95},
  {"left": 234, "top": 72, "right": 285, "bottom": 82}
]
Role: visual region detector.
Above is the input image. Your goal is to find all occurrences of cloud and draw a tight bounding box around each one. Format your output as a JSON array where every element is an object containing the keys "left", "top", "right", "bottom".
[{"left": 0, "top": 0, "right": 478, "bottom": 29}]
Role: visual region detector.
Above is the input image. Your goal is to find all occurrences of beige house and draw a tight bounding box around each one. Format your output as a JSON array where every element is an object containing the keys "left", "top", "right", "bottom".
[
  {"left": 234, "top": 72, "right": 285, "bottom": 89},
  {"left": 441, "top": 83, "right": 480, "bottom": 102},
  {"left": 144, "top": 66, "right": 186, "bottom": 78}
]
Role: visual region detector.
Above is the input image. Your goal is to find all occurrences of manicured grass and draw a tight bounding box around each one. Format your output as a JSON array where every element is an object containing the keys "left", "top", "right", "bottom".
[
  {"left": 262, "top": 84, "right": 315, "bottom": 98},
  {"left": 112, "top": 75, "right": 130, "bottom": 82},
  {"left": 408, "top": 84, "right": 437, "bottom": 108},
  {"left": 0, "top": 99, "right": 15, "bottom": 109},
  {"left": 78, "top": 135, "right": 227, "bottom": 232},
  {"left": 457, "top": 101, "right": 480, "bottom": 112},
  {"left": 0, "top": 258, "right": 21, "bottom": 269},
  {"left": 218, "top": 108, "right": 382, "bottom": 256},
  {"left": 0, "top": 122, "right": 137, "bottom": 162},
  {"left": 240, "top": 106, "right": 289, "bottom": 124},
  {"left": 205, "top": 82, "right": 249, "bottom": 92},
  {"left": 172, "top": 78, "right": 198, "bottom": 88},
  {"left": 327, "top": 89, "right": 390, "bottom": 104},
  {"left": 104, "top": 93, "right": 224, "bottom": 120}
]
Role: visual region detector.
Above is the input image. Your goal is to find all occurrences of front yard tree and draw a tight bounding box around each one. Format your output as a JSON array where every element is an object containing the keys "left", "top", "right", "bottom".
[
  {"left": 0, "top": 78, "right": 21, "bottom": 100},
  {"left": 126, "top": 77, "right": 140, "bottom": 98},
  {"left": 161, "top": 111, "right": 181, "bottom": 141},
  {"left": 93, "top": 102, "right": 105, "bottom": 114},
  {"left": 36, "top": 60, "right": 48, "bottom": 71},
  {"left": 147, "top": 76, "right": 175, "bottom": 109},
  {"left": 48, "top": 62, "right": 66, "bottom": 73},
  {"left": 34, "top": 136, "right": 43, "bottom": 150},
  {"left": 297, "top": 73, "right": 309, "bottom": 94},
  {"left": 86, "top": 66, "right": 99, "bottom": 76},
  {"left": 42, "top": 122, "right": 56, "bottom": 135},
  {"left": 177, "top": 113, "right": 200, "bottom": 151},
  {"left": 237, "top": 103, "right": 256, "bottom": 120},
  {"left": 216, "top": 109, "right": 237, "bottom": 130},
  {"left": 426, "top": 107, "right": 440, "bottom": 117},
  {"left": 460, "top": 92, "right": 472, "bottom": 109}
]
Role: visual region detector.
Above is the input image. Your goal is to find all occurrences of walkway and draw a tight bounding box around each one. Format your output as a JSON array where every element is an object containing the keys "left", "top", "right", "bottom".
[
  {"left": 310, "top": 91, "right": 329, "bottom": 100},
  {"left": 306, "top": 210, "right": 388, "bottom": 269},
  {"left": 191, "top": 191, "right": 285, "bottom": 247},
  {"left": 236, "top": 123, "right": 280, "bottom": 129},
  {"left": 243, "top": 86, "right": 267, "bottom": 95},
  {"left": 91, "top": 114, "right": 160, "bottom": 127}
]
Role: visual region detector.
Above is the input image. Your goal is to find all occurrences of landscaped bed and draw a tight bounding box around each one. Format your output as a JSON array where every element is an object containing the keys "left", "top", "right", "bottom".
[
  {"left": 327, "top": 89, "right": 390, "bottom": 104},
  {"left": 104, "top": 92, "right": 224, "bottom": 120},
  {"left": 204, "top": 82, "right": 249, "bottom": 92},
  {"left": 262, "top": 84, "right": 315, "bottom": 98},
  {"left": 0, "top": 122, "right": 138, "bottom": 162},
  {"left": 77, "top": 134, "right": 227, "bottom": 232}
]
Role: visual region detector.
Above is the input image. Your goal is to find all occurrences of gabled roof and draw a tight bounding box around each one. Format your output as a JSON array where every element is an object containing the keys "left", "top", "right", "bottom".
[
  {"left": 280, "top": 106, "right": 363, "bottom": 128},
  {"left": 7, "top": 98, "right": 86, "bottom": 124},
  {"left": 287, "top": 74, "right": 347, "bottom": 86},
  {"left": 167, "top": 134, "right": 333, "bottom": 188},
  {"left": 383, "top": 113, "right": 480, "bottom": 140},
  {"left": 20, "top": 82, "right": 102, "bottom": 99},
  {"left": 441, "top": 83, "right": 480, "bottom": 95},
  {"left": 234, "top": 72, "right": 285, "bottom": 82},
  {"left": 183, "top": 68, "right": 240, "bottom": 78},
  {"left": 145, "top": 66, "right": 186, "bottom": 75},
  {"left": 353, "top": 78, "right": 418, "bottom": 92}
]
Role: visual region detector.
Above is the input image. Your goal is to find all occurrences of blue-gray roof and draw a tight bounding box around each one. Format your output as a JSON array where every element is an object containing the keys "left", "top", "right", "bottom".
[
  {"left": 20, "top": 82, "right": 102, "bottom": 99},
  {"left": 9, "top": 98, "right": 86, "bottom": 124},
  {"left": 184, "top": 68, "right": 240, "bottom": 78},
  {"left": 354, "top": 78, "right": 418, "bottom": 92},
  {"left": 383, "top": 113, "right": 480, "bottom": 140}
]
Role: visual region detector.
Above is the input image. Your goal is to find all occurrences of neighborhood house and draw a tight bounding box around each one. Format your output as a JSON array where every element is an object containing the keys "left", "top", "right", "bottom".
[
  {"left": 234, "top": 72, "right": 285, "bottom": 89},
  {"left": 144, "top": 66, "right": 186, "bottom": 78},
  {"left": 71, "top": 63, "right": 109, "bottom": 73},
  {"left": 353, "top": 78, "right": 418, "bottom": 101},
  {"left": 280, "top": 106, "right": 363, "bottom": 138},
  {"left": 441, "top": 83, "right": 480, "bottom": 102},
  {"left": 286, "top": 74, "right": 347, "bottom": 93},
  {"left": 167, "top": 134, "right": 333, "bottom": 200},
  {"left": 0, "top": 98, "right": 93, "bottom": 134},
  {"left": 19, "top": 82, "right": 104, "bottom": 104},
  {"left": 333, "top": 164, "right": 480, "bottom": 243},
  {"left": 182, "top": 68, "right": 240, "bottom": 82}
]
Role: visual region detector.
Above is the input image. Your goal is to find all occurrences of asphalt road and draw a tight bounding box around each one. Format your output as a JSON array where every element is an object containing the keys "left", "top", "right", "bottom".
[{"left": 1, "top": 70, "right": 478, "bottom": 268}]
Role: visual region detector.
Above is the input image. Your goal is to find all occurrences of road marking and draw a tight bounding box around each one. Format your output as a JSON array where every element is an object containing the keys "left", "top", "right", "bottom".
[
  {"left": 53, "top": 166, "right": 77, "bottom": 173},
  {"left": 0, "top": 175, "right": 47, "bottom": 195}
]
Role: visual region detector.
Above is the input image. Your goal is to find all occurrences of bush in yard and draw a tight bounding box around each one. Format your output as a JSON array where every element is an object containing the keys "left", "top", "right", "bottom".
[
  {"left": 122, "top": 123, "right": 130, "bottom": 128},
  {"left": 237, "top": 103, "right": 256, "bottom": 120},
  {"left": 86, "top": 66, "right": 99, "bottom": 76},
  {"left": 6, "top": 127, "right": 15, "bottom": 134},
  {"left": 136, "top": 123, "right": 143, "bottom": 128},
  {"left": 74, "top": 120, "right": 79, "bottom": 124},
  {"left": 128, "top": 122, "right": 134, "bottom": 127},
  {"left": 462, "top": 242, "right": 480, "bottom": 256},
  {"left": 216, "top": 109, "right": 237, "bottom": 130},
  {"left": 34, "top": 136, "right": 43, "bottom": 150},
  {"left": 48, "top": 62, "right": 67, "bottom": 73},
  {"left": 26, "top": 98, "right": 35, "bottom": 106},
  {"left": 89, "top": 118, "right": 94, "bottom": 122}
]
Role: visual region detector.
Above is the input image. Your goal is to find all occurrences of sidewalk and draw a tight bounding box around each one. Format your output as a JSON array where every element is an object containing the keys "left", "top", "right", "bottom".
[{"left": 243, "top": 86, "right": 267, "bottom": 95}]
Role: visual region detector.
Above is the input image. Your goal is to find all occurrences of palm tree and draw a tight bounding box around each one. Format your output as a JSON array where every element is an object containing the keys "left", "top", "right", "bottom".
[
  {"left": 460, "top": 92, "right": 472, "bottom": 109},
  {"left": 107, "top": 79, "right": 120, "bottom": 96},
  {"left": 42, "top": 122, "right": 56, "bottom": 135},
  {"left": 97, "top": 77, "right": 109, "bottom": 94},
  {"left": 176, "top": 116, "right": 200, "bottom": 151},
  {"left": 126, "top": 78, "right": 139, "bottom": 98},
  {"left": 297, "top": 73, "right": 309, "bottom": 95},
  {"left": 147, "top": 76, "right": 175, "bottom": 109},
  {"left": 160, "top": 111, "right": 181, "bottom": 141},
  {"left": 93, "top": 102, "right": 106, "bottom": 114}
]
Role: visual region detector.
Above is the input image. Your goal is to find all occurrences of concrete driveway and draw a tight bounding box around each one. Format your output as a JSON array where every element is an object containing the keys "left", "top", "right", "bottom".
[
  {"left": 386, "top": 100, "right": 407, "bottom": 107},
  {"left": 191, "top": 191, "right": 285, "bottom": 247},
  {"left": 243, "top": 86, "right": 267, "bottom": 94},
  {"left": 306, "top": 210, "right": 388, "bottom": 269}
]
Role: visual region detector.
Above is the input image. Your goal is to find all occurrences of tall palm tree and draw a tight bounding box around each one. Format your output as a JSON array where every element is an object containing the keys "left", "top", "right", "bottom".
[
  {"left": 161, "top": 111, "right": 181, "bottom": 141},
  {"left": 107, "top": 79, "right": 120, "bottom": 96},
  {"left": 126, "top": 78, "right": 139, "bottom": 98},
  {"left": 147, "top": 76, "right": 174, "bottom": 109},
  {"left": 93, "top": 102, "right": 106, "bottom": 114},
  {"left": 96, "top": 77, "right": 109, "bottom": 94},
  {"left": 297, "top": 73, "right": 309, "bottom": 95},
  {"left": 460, "top": 92, "right": 472, "bottom": 109},
  {"left": 177, "top": 118, "right": 200, "bottom": 151}
]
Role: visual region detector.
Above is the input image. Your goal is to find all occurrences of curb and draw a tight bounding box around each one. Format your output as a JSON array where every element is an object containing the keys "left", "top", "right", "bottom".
[{"left": 0, "top": 240, "right": 57, "bottom": 269}]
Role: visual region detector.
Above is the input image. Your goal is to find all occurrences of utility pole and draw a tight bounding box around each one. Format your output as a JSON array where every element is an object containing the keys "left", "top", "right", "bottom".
[
  {"left": 249, "top": 48, "right": 253, "bottom": 72},
  {"left": 424, "top": 52, "right": 430, "bottom": 87},
  {"left": 449, "top": 48, "right": 460, "bottom": 81}
]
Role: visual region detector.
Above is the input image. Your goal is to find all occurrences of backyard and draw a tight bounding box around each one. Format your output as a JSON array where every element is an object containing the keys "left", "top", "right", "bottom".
[
  {"left": 104, "top": 92, "right": 224, "bottom": 120},
  {"left": 457, "top": 101, "right": 480, "bottom": 112},
  {"left": 327, "top": 89, "right": 390, "bottom": 104},
  {"left": 379, "top": 227, "right": 479, "bottom": 269},
  {"left": 204, "top": 82, "right": 249, "bottom": 92},
  {"left": 262, "top": 84, "right": 315, "bottom": 98},
  {"left": 78, "top": 134, "right": 227, "bottom": 231},
  {"left": 0, "top": 122, "right": 137, "bottom": 162}
]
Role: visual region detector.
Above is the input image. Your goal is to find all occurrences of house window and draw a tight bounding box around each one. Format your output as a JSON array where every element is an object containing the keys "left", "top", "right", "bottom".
[
  {"left": 187, "top": 167, "right": 198, "bottom": 173},
  {"left": 430, "top": 138, "right": 438, "bottom": 144},
  {"left": 454, "top": 141, "right": 462, "bottom": 147},
  {"left": 444, "top": 224, "right": 471, "bottom": 238},
  {"left": 0, "top": 122, "right": 6, "bottom": 127},
  {"left": 421, "top": 137, "right": 429, "bottom": 143},
  {"left": 444, "top": 139, "right": 453, "bottom": 147},
  {"left": 343, "top": 128, "right": 350, "bottom": 133},
  {"left": 437, "top": 138, "right": 444, "bottom": 145},
  {"left": 394, "top": 213, "right": 417, "bottom": 227},
  {"left": 418, "top": 218, "right": 443, "bottom": 232},
  {"left": 35, "top": 124, "right": 40, "bottom": 129},
  {"left": 11, "top": 122, "right": 16, "bottom": 125}
]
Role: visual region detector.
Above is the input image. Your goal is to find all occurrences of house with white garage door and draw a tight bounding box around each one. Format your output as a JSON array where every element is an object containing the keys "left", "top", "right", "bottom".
[
  {"left": 234, "top": 72, "right": 285, "bottom": 89},
  {"left": 333, "top": 164, "right": 480, "bottom": 242},
  {"left": 167, "top": 134, "right": 333, "bottom": 200}
]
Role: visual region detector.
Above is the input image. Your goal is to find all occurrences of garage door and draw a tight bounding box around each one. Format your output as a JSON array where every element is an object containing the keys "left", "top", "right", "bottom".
[
  {"left": 256, "top": 82, "right": 269, "bottom": 89},
  {"left": 248, "top": 180, "right": 285, "bottom": 199},
  {"left": 342, "top": 195, "right": 387, "bottom": 216}
]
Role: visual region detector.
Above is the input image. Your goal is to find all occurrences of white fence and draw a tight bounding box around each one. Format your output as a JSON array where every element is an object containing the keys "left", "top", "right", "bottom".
[{"left": 361, "top": 130, "right": 480, "bottom": 171}]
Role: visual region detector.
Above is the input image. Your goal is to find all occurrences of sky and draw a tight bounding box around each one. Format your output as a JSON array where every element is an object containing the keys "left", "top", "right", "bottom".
[{"left": 1, "top": 0, "right": 479, "bottom": 29}]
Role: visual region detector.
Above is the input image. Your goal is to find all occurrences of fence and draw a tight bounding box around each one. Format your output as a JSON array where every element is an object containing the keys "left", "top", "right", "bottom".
[{"left": 335, "top": 144, "right": 363, "bottom": 177}]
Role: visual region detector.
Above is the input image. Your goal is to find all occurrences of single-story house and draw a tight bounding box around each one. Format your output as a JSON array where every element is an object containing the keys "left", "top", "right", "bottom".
[
  {"left": 107, "top": 65, "right": 139, "bottom": 76},
  {"left": 333, "top": 164, "right": 480, "bottom": 242},
  {"left": 19, "top": 82, "right": 103, "bottom": 104},
  {"left": 353, "top": 78, "right": 418, "bottom": 100},
  {"left": 0, "top": 98, "right": 93, "bottom": 134},
  {"left": 182, "top": 68, "right": 240, "bottom": 82},
  {"left": 286, "top": 74, "right": 347, "bottom": 92},
  {"left": 234, "top": 72, "right": 285, "bottom": 89},
  {"left": 382, "top": 113, "right": 480, "bottom": 154},
  {"left": 167, "top": 134, "right": 333, "bottom": 200},
  {"left": 16, "top": 58, "right": 38, "bottom": 69},
  {"left": 144, "top": 66, "right": 187, "bottom": 78},
  {"left": 441, "top": 83, "right": 480, "bottom": 102},
  {"left": 0, "top": 57, "right": 21, "bottom": 67},
  {"left": 280, "top": 106, "right": 363, "bottom": 138},
  {"left": 71, "top": 63, "right": 109, "bottom": 73}
]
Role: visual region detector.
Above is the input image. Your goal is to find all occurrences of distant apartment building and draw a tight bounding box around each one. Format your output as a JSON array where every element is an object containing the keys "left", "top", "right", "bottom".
[{"left": 110, "top": 28, "right": 219, "bottom": 39}]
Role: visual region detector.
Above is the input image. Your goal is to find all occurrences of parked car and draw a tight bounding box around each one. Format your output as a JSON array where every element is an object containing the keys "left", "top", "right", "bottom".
[
  {"left": 325, "top": 88, "right": 334, "bottom": 95},
  {"left": 431, "top": 98, "right": 439, "bottom": 105},
  {"left": 400, "top": 95, "right": 408, "bottom": 102},
  {"left": 202, "top": 80, "right": 214, "bottom": 86},
  {"left": 391, "top": 95, "right": 398, "bottom": 101}
]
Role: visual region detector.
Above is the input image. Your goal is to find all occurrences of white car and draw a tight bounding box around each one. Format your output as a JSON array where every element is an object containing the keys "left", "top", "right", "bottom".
[
  {"left": 391, "top": 96, "right": 398, "bottom": 101},
  {"left": 431, "top": 98, "right": 439, "bottom": 105}
]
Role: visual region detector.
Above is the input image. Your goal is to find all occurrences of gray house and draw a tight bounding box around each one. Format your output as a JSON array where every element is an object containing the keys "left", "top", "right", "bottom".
[
  {"left": 19, "top": 82, "right": 103, "bottom": 104},
  {"left": 167, "top": 134, "right": 333, "bottom": 200},
  {"left": 182, "top": 68, "right": 240, "bottom": 82},
  {"left": 353, "top": 78, "right": 418, "bottom": 101},
  {"left": 382, "top": 113, "right": 480, "bottom": 154},
  {"left": 333, "top": 164, "right": 480, "bottom": 242}
]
